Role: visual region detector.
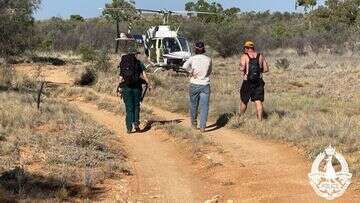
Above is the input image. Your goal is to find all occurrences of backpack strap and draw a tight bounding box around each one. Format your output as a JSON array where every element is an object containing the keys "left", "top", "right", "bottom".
[{"left": 245, "top": 53, "right": 260, "bottom": 60}]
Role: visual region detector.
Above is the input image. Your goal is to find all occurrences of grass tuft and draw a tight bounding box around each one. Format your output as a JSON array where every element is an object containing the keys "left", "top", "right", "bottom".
[{"left": 0, "top": 90, "right": 129, "bottom": 200}]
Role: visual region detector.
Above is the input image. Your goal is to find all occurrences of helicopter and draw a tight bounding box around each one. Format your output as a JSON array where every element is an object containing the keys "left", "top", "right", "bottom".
[{"left": 102, "top": 7, "right": 218, "bottom": 73}]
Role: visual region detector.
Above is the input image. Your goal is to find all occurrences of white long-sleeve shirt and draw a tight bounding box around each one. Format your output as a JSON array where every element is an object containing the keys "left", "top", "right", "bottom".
[{"left": 182, "top": 54, "right": 212, "bottom": 85}]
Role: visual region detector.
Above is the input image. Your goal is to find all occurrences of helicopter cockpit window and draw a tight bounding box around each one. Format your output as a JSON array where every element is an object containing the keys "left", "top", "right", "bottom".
[
  {"left": 178, "top": 38, "right": 189, "bottom": 52},
  {"left": 162, "top": 38, "right": 181, "bottom": 54}
]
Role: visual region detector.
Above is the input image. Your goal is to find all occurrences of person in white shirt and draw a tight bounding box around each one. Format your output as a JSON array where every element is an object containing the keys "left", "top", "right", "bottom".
[{"left": 182, "top": 42, "right": 212, "bottom": 133}]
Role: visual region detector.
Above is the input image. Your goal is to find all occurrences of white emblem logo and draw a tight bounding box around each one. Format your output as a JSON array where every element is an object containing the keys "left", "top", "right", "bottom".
[{"left": 308, "top": 145, "right": 352, "bottom": 200}]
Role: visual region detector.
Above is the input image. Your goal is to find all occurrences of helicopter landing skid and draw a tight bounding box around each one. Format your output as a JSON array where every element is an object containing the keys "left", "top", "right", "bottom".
[
  {"left": 144, "top": 64, "right": 152, "bottom": 70},
  {"left": 153, "top": 67, "right": 165, "bottom": 74},
  {"left": 153, "top": 65, "right": 188, "bottom": 75}
]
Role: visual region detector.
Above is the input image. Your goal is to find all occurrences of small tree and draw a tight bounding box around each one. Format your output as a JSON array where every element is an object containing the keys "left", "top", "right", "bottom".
[
  {"left": 0, "top": 0, "right": 41, "bottom": 59},
  {"left": 102, "top": 0, "right": 137, "bottom": 22},
  {"left": 70, "top": 14, "right": 85, "bottom": 22},
  {"left": 296, "top": 0, "right": 317, "bottom": 29},
  {"left": 185, "top": 0, "right": 224, "bottom": 23},
  {"left": 102, "top": 0, "right": 138, "bottom": 53},
  {"left": 185, "top": 1, "right": 240, "bottom": 24},
  {"left": 296, "top": 0, "right": 317, "bottom": 13},
  {"left": 271, "top": 22, "right": 290, "bottom": 48}
]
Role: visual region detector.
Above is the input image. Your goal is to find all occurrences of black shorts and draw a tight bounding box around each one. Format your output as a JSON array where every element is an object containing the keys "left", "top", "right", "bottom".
[{"left": 240, "top": 79, "right": 265, "bottom": 104}]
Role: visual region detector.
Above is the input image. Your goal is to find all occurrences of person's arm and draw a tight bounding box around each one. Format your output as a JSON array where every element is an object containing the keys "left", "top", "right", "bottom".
[
  {"left": 240, "top": 54, "right": 248, "bottom": 80},
  {"left": 240, "top": 55, "right": 246, "bottom": 72},
  {"left": 183, "top": 57, "right": 198, "bottom": 78},
  {"left": 118, "top": 56, "right": 124, "bottom": 81},
  {"left": 261, "top": 54, "right": 269, "bottom": 73},
  {"left": 141, "top": 71, "right": 152, "bottom": 88},
  {"left": 139, "top": 62, "right": 152, "bottom": 89},
  {"left": 182, "top": 57, "right": 192, "bottom": 73}
]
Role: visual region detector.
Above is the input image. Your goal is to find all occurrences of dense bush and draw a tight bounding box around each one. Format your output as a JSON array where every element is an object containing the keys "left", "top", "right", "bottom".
[
  {"left": 205, "top": 22, "right": 245, "bottom": 57},
  {"left": 74, "top": 67, "right": 97, "bottom": 86},
  {"left": 185, "top": 0, "right": 359, "bottom": 55},
  {"left": 0, "top": 0, "right": 41, "bottom": 58},
  {"left": 180, "top": 21, "right": 207, "bottom": 43},
  {"left": 94, "top": 49, "right": 111, "bottom": 72},
  {"left": 35, "top": 17, "right": 122, "bottom": 52},
  {"left": 79, "top": 45, "right": 98, "bottom": 62},
  {"left": 31, "top": 0, "right": 360, "bottom": 57}
]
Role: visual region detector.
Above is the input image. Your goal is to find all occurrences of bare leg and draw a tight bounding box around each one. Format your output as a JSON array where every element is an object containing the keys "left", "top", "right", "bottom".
[
  {"left": 255, "top": 101, "right": 263, "bottom": 121},
  {"left": 240, "top": 101, "right": 248, "bottom": 115}
]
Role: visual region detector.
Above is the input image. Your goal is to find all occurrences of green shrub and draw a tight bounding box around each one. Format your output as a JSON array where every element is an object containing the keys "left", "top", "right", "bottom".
[
  {"left": 79, "top": 45, "right": 98, "bottom": 62},
  {"left": 0, "top": 0, "right": 40, "bottom": 57},
  {"left": 206, "top": 22, "right": 244, "bottom": 57},
  {"left": 94, "top": 49, "right": 111, "bottom": 72}
]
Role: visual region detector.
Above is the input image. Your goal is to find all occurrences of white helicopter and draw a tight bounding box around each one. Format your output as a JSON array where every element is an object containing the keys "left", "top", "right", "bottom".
[{"left": 106, "top": 8, "right": 218, "bottom": 73}]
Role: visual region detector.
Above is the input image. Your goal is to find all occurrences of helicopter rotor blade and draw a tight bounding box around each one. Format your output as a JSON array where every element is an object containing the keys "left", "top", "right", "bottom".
[
  {"left": 136, "top": 8, "right": 164, "bottom": 13},
  {"left": 172, "top": 10, "right": 221, "bottom": 15},
  {"left": 101, "top": 7, "right": 221, "bottom": 15}
]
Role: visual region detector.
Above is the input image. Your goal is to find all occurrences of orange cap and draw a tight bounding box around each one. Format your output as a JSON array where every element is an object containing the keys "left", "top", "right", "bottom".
[{"left": 244, "top": 41, "right": 254, "bottom": 48}]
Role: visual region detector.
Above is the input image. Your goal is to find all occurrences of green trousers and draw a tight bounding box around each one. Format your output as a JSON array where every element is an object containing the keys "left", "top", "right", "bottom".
[{"left": 122, "top": 86, "right": 142, "bottom": 131}]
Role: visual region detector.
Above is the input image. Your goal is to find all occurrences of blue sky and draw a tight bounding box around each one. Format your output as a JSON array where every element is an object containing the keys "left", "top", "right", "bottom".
[{"left": 34, "top": 0, "right": 326, "bottom": 19}]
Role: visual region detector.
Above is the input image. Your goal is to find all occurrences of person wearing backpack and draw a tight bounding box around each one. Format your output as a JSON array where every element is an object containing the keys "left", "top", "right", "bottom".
[
  {"left": 239, "top": 41, "right": 269, "bottom": 121},
  {"left": 182, "top": 42, "right": 212, "bottom": 133},
  {"left": 118, "top": 46, "right": 152, "bottom": 134}
]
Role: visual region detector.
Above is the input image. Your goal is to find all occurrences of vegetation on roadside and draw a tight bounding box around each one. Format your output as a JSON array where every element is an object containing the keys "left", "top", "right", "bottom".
[
  {"left": 158, "top": 123, "right": 211, "bottom": 154},
  {"left": 3, "top": 0, "right": 360, "bottom": 60},
  {"left": 0, "top": 63, "right": 37, "bottom": 91},
  {"left": 0, "top": 63, "right": 129, "bottom": 201},
  {"left": 2, "top": 0, "right": 360, "bottom": 192},
  {"left": 144, "top": 52, "right": 360, "bottom": 175},
  {"left": 0, "top": 0, "right": 41, "bottom": 59},
  {"left": 54, "top": 40, "right": 360, "bottom": 177},
  {"left": 24, "top": 0, "right": 360, "bottom": 58}
]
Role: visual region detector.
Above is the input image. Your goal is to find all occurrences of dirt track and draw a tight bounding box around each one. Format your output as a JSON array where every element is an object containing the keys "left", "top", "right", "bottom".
[{"left": 17, "top": 65, "right": 360, "bottom": 202}]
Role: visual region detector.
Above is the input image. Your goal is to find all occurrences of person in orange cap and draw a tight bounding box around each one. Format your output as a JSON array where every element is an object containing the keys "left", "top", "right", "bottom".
[{"left": 239, "top": 41, "right": 269, "bottom": 121}]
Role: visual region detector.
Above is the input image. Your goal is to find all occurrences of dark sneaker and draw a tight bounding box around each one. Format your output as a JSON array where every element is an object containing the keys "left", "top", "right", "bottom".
[
  {"left": 134, "top": 125, "right": 141, "bottom": 132},
  {"left": 133, "top": 122, "right": 141, "bottom": 132}
]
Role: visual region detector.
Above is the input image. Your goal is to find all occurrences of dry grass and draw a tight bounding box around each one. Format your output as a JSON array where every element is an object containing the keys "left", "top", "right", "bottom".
[
  {"left": 95, "top": 98, "right": 124, "bottom": 114},
  {"left": 93, "top": 71, "right": 119, "bottom": 96},
  {"left": 0, "top": 63, "right": 37, "bottom": 92},
  {"left": 0, "top": 88, "right": 129, "bottom": 200},
  {"left": 157, "top": 123, "right": 210, "bottom": 154},
  {"left": 54, "top": 86, "right": 100, "bottom": 102},
  {"left": 137, "top": 52, "right": 360, "bottom": 175},
  {"left": 85, "top": 51, "right": 360, "bottom": 175}
]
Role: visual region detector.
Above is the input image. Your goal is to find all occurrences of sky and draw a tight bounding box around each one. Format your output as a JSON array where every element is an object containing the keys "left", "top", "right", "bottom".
[{"left": 34, "top": 0, "right": 326, "bottom": 20}]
